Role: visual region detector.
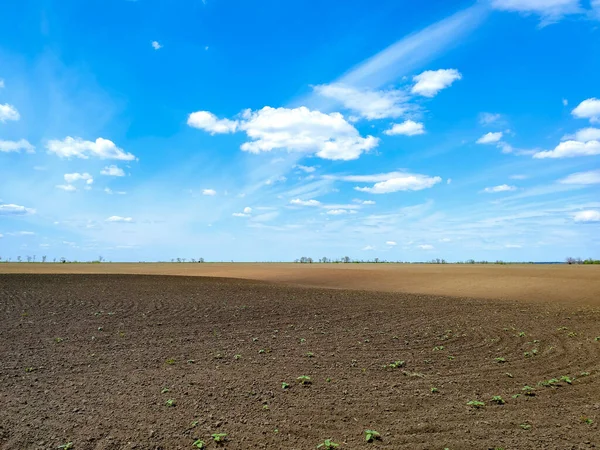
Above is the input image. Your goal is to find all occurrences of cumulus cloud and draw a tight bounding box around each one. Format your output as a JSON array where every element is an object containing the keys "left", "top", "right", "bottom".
[
  {"left": 64, "top": 172, "right": 93, "bottom": 184},
  {"left": 0, "top": 203, "right": 35, "bottom": 215},
  {"left": 0, "top": 79, "right": 4, "bottom": 89},
  {"left": 384, "top": 120, "right": 425, "bottom": 136},
  {"left": 56, "top": 184, "right": 77, "bottom": 192},
  {"left": 189, "top": 106, "right": 378, "bottom": 160},
  {"left": 47, "top": 137, "right": 135, "bottom": 160},
  {"left": 533, "top": 140, "right": 600, "bottom": 158},
  {"left": 105, "top": 216, "right": 133, "bottom": 223},
  {"left": 202, "top": 188, "right": 217, "bottom": 196},
  {"left": 151, "top": 41, "right": 162, "bottom": 50},
  {"left": 418, "top": 244, "right": 434, "bottom": 250},
  {"left": 313, "top": 83, "right": 408, "bottom": 120},
  {"left": 0, "top": 103, "right": 20, "bottom": 122},
  {"left": 101, "top": 165, "right": 125, "bottom": 176},
  {"left": 354, "top": 173, "right": 442, "bottom": 194},
  {"left": 573, "top": 210, "right": 600, "bottom": 223},
  {"left": 290, "top": 199, "right": 321, "bottom": 206},
  {"left": 295, "top": 165, "right": 316, "bottom": 173},
  {"left": 411, "top": 69, "right": 462, "bottom": 97},
  {"left": 479, "top": 112, "right": 502, "bottom": 125},
  {"left": 476, "top": 131, "right": 503, "bottom": 144},
  {"left": 362, "top": 245, "right": 375, "bottom": 251},
  {"left": 0, "top": 139, "right": 35, "bottom": 153},
  {"left": 243, "top": 207, "right": 252, "bottom": 214},
  {"left": 491, "top": 0, "right": 582, "bottom": 24},
  {"left": 386, "top": 241, "right": 397, "bottom": 246},
  {"left": 563, "top": 128, "right": 600, "bottom": 142},
  {"left": 327, "top": 209, "right": 350, "bottom": 215},
  {"left": 187, "top": 111, "right": 239, "bottom": 134},
  {"left": 559, "top": 170, "right": 600, "bottom": 185},
  {"left": 483, "top": 184, "right": 517, "bottom": 193},
  {"left": 572, "top": 98, "right": 600, "bottom": 123}
]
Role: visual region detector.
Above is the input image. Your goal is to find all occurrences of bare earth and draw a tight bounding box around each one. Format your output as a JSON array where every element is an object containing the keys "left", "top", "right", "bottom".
[
  {"left": 1, "top": 265, "right": 599, "bottom": 449},
  {"left": 2, "top": 262, "right": 599, "bottom": 305}
]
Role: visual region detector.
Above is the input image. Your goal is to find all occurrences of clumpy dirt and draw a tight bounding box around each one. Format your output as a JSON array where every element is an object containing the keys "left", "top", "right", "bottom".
[{"left": 0, "top": 274, "right": 599, "bottom": 449}]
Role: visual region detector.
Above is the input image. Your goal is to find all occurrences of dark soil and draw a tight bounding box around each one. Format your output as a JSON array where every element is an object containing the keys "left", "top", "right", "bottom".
[{"left": 1, "top": 274, "right": 599, "bottom": 449}]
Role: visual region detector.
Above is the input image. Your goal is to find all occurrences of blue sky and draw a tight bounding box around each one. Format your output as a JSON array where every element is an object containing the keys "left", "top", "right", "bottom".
[{"left": 1, "top": 0, "right": 599, "bottom": 262}]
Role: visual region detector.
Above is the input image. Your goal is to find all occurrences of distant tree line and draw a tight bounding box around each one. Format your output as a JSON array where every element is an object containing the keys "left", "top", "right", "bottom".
[{"left": 566, "top": 257, "right": 600, "bottom": 265}]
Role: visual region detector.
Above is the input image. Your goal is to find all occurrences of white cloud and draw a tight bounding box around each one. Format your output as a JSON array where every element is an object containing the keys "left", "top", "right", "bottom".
[
  {"left": 476, "top": 131, "right": 503, "bottom": 144},
  {"left": 47, "top": 137, "right": 135, "bottom": 160},
  {"left": 572, "top": 98, "right": 600, "bottom": 123},
  {"left": 313, "top": 83, "right": 407, "bottom": 120},
  {"left": 239, "top": 106, "right": 378, "bottom": 160},
  {"left": 559, "top": 170, "right": 600, "bottom": 185},
  {"left": 386, "top": 241, "right": 397, "bottom": 246},
  {"left": 563, "top": 128, "right": 600, "bottom": 142},
  {"left": 359, "top": 200, "right": 376, "bottom": 205},
  {"left": 0, "top": 79, "right": 4, "bottom": 88},
  {"left": 151, "top": 41, "right": 162, "bottom": 50},
  {"left": 483, "top": 184, "right": 517, "bottom": 193},
  {"left": 100, "top": 165, "right": 125, "bottom": 176},
  {"left": 411, "top": 69, "right": 462, "bottom": 97},
  {"left": 354, "top": 173, "right": 442, "bottom": 194},
  {"left": 479, "top": 112, "right": 502, "bottom": 125},
  {"left": 295, "top": 165, "right": 316, "bottom": 173},
  {"left": 0, "top": 103, "right": 20, "bottom": 122},
  {"left": 187, "top": 111, "right": 239, "bottom": 134},
  {"left": 573, "top": 210, "right": 600, "bottom": 223},
  {"left": 202, "top": 188, "right": 217, "bottom": 196},
  {"left": 105, "top": 216, "right": 133, "bottom": 223},
  {"left": 327, "top": 209, "right": 349, "bottom": 215},
  {"left": 232, "top": 212, "right": 248, "bottom": 217},
  {"left": 64, "top": 172, "right": 93, "bottom": 184},
  {"left": 56, "top": 184, "right": 77, "bottom": 192},
  {"left": 290, "top": 198, "right": 321, "bottom": 206},
  {"left": 505, "top": 244, "right": 522, "bottom": 249},
  {"left": 362, "top": 245, "right": 375, "bottom": 251},
  {"left": 0, "top": 139, "right": 35, "bottom": 153},
  {"left": 491, "top": 0, "right": 582, "bottom": 24},
  {"left": 447, "top": 178, "right": 452, "bottom": 184},
  {"left": 418, "top": 244, "right": 434, "bottom": 250},
  {"left": 562, "top": 98, "right": 568, "bottom": 106},
  {"left": 533, "top": 140, "right": 600, "bottom": 158},
  {"left": 104, "top": 188, "right": 126, "bottom": 195},
  {"left": 0, "top": 204, "right": 35, "bottom": 215},
  {"left": 243, "top": 207, "right": 252, "bottom": 214},
  {"left": 510, "top": 174, "right": 528, "bottom": 180},
  {"left": 384, "top": 120, "right": 425, "bottom": 136}
]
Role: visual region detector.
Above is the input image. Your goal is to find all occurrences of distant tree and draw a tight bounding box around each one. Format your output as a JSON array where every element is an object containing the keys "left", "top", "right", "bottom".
[
  {"left": 98, "top": 255, "right": 104, "bottom": 263},
  {"left": 53, "top": 258, "right": 57, "bottom": 263},
  {"left": 182, "top": 258, "right": 186, "bottom": 263},
  {"left": 374, "top": 258, "right": 379, "bottom": 263},
  {"left": 42, "top": 255, "right": 47, "bottom": 263},
  {"left": 176, "top": 258, "right": 181, "bottom": 263},
  {"left": 17, "top": 256, "right": 21, "bottom": 262},
  {"left": 60, "top": 257, "right": 66, "bottom": 263},
  {"left": 198, "top": 257, "right": 204, "bottom": 263},
  {"left": 26, "top": 256, "right": 32, "bottom": 263},
  {"left": 342, "top": 256, "right": 351, "bottom": 263},
  {"left": 33, "top": 255, "right": 36, "bottom": 262},
  {"left": 307, "top": 257, "right": 313, "bottom": 263}
]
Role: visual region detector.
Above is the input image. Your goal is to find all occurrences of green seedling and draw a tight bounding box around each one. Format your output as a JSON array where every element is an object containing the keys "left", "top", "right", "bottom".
[
  {"left": 557, "top": 326, "right": 568, "bottom": 331},
  {"left": 24, "top": 367, "right": 35, "bottom": 373},
  {"left": 364, "top": 429, "right": 381, "bottom": 442},
  {"left": 252, "top": 337, "right": 259, "bottom": 342},
  {"left": 520, "top": 423, "right": 531, "bottom": 430},
  {"left": 263, "top": 404, "right": 270, "bottom": 410},
  {"left": 165, "top": 358, "right": 176, "bottom": 365},
  {"left": 190, "top": 420, "right": 199, "bottom": 428},
  {"left": 300, "top": 338, "right": 306, "bottom": 343},
  {"left": 522, "top": 386, "right": 535, "bottom": 396},
  {"left": 467, "top": 400, "right": 485, "bottom": 408},
  {"left": 447, "top": 355, "right": 455, "bottom": 360},
  {"left": 234, "top": 354, "right": 241, "bottom": 360},
  {"left": 560, "top": 375, "right": 573, "bottom": 385},
  {"left": 387, "top": 360, "right": 405, "bottom": 369},
  {"left": 97, "top": 327, "right": 103, "bottom": 331},
  {"left": 580, "top": 371, "right": 590, "bottom": 377},
  {"left": 430, "top": 387, "right": 439, "bottom": 393},
  {"left": 567, "top": 331, "right": 577, "bottom": 337},
  {"left": 518, "top": 332, "right": 526, "bottom": 337},
  {"left": 282, "top": 382, "right": 290, "bottom": 389},
  {"left": 595, "top": 337, "right": 600, "bottom": 341},
  {"left": 491, "top": 395, "right": 505, "bottom": 404},
  {"left": 258, "top": 349, "right": 266, "bottom": 354},
  {"left": 211, "top": 433, "right": 227, "bottom": 443},
  {"left": 192, "top": 440, "right": 205, "bottom": 448},
  {"left": 433, "top": 346, "right": 444, "bottom": 351},
  {"left": 317, "top": 439, "right": 339, "bottom": 449},
  {"left": 581, "top": 416, "right": 593, "bottom": 425},
  {"left": 326, "top": 377, "right": 332, "bottom": 382},
  {"left": 54, "top": 337, "right": 64, "bottom": 343},
  {"left": 161, "top": 387, "right": 169, "bottom": 394},
  {"left": 306, "top": 352, "right": 315, "bottom": 358},
  {"left": 524, "top": 349, "right": 538, "bottom": 358},
  {"left": 495, "top": 357, "right": 506, "bottom": 363},
  {"left": 187, "top": 359, "right": 195, "bottom": 364},
  {"left": 297, "top": 375, "right": 312, "bottom": 385},
  {"left": 165, "top": 399, "right": 176, "bottom": 407},
  {"left": 539, "top": 378, "right": 560, "bottom": 387},
  {"left": 58, "top": 443, "right": 73, "bottom": 450},
  {"left": 511, "top": 394, "right": 521, "bottom": 398}
]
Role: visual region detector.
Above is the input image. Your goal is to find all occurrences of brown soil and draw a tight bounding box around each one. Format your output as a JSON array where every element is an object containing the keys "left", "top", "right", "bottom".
[{"left": 1, "top": 274, "right": 599, "bottom": 449}]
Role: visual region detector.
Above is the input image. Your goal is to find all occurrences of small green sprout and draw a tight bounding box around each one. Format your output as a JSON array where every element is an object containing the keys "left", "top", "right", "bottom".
[
  {"left": 282, "top": 382, "right": 290, "bottom": 389},
  {"left": 187, "top": 359, "right": 195, "bottom": 364},
  {"left": 433, "top": 346, "right": 444, "bottom": 351},
  {"left": 258, "top": 349, "right": 266, "bottom": 354},
  {"left": 300, "top": 338, "right": 306, "bottom": 343},
  {"left": 495, "top": 357, "right": 506, "bottom": 363},
  {"left": 58, "top": 443, "right": 73, "bottom": 450},
  {"left": 364, "top": 429, "right": 381, "bottom": 442},
  {"left": 595, "top": 336, "right": 600, "bottom": 341},
  {"left": 161, "top": 387, "right": 169, "bottom": 394},
  {"left": 522, "top": 386, "right": 535, "bottom": 396},
  {"left": 165, "top": 399, "right": 176, "bottom": 407},
  {"left": 511, "top": 394, "right": 520, "bottom": 398},
  {"left": 539, "top": 378, "right": 560, "bottom": 387},
  {"left": 326, "top": 377, "right": 332, "bottom": 382},
  {"left": 491, "top": 395, "right": 505, "bottom": 405},
  {"left": 387, "top": 360, "right": 405, "bottom": 369},
  {"left": 581, "top": 416, "right": 593, "bottom": 425},
  {"left": 316, "top": 439, "right": 339, "bottom": 449},
  {"left": 192, "top": 440, "right": 205, "bottom": 448},
  {"left": 567, "top": 331, "right": 577, "bottom": 337},
  {"left": 306, "top": 352, "right": 315, "bottom": 358},
  {"left": 211, "top": 433, "right": 227, "bottom": 443},
  {"left": 234, "top": 354, "right": 241, "bottom": 360},
  {"left": 580, "top": 371, "right": 590, "bottom": 377},
  {"left": 297, "top": 375, "right": 312, "bottom": 385},
  {"left": 263, "top": 404, "right": 270, "bottom": 410},
  {"left": 190, "top": 420, "right": 199, "bottom": 428},
  {"left": 430, "top": 387, "right": 439, "bottom": 393},
  {"left": 467, "top": 400, "right": 485, "bottom": 408},
  {"left": 97, "top": 327, "right": 103, "bottom": 331},
  {"left": 520, "top": 423, "right": 531, "bottom": 430},
  {"left": 518, "top": 331, "right": 526, "bottom": 337},
  {"left": 560, "top": 375, "right": 573, "bottom": 385},
  {"left": 165, "top": 358, "right": 176, "bottom": 365},
  {"left": 24, "top": 367, "right": 35, "bottom": 373},
  {"left": 447, "top": 355, "right": 455, "bottom": 360},
  {"left": 252, "top": 337, "right": 259, "bottom": 342},
  {"left": 54, "top": 337, "right": 64, "bottom": 343}
]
